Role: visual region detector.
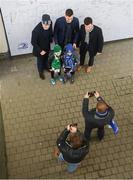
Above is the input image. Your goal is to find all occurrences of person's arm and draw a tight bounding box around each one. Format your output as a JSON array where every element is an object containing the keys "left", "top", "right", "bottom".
[
  {"left": 76, "top": 25, "right": 84, "bottom": 47},
  {"left": 80, "top": 137, "right": 90, "bottom": 155},
  {"left": 54, "top": 20, "right": 59, "bottom": 44},
  {"left": 48, "top": 51, "right": 54, "bottom": 69},
  {"left": 31, "top": 30, "right": 42, "bottom": 54},
  {"left": 57, "top": 125, "right": 77, "bottom": 146},
  {"left": 97, "top": 28, "right": 104, "bottom": 53},
  {"left": 50, "top": 22, "right": 53, "bottom": 43},
  {"left": 94, "top": 91, "right": 115, "bottom": 122},
  {"left": 82, "top": 92, "right": 90, "bottom": 118},
  {"left": 95, "top": 91, "right": 109, "bottom": 108},
  {"left": 107, "top": 107, "right": 115, "bottom": 121},
  {"left": 56, "top": 128, "right": 69, "bottom": 147},
  {"left": 97, "top": 96, "right": 104, "bottom": 102},
  {"left": 57, "top": 125, "right": 77, "bottom": 152},
  {"left": 73, "top": 18, "right": 80, "bottom": 46},
  {"left": 74, "top": 51, "right": 80, "bottom": 64}
]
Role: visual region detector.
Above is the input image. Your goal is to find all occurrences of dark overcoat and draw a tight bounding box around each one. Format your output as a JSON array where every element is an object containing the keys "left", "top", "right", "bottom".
[
  {"left": 31, "top": 22, "right": 53, "bottom": 57},
  {"left": 78, "top": 25, "right": 104, "bottom": 56},
  {"left": 54, "top": 17, "right": 79, "bottom": 47}
]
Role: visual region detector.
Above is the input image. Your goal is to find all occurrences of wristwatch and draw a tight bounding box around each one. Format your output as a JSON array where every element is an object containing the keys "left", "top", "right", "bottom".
[{"left": 97, "top": 96, "right": 102, "bottom": 101}]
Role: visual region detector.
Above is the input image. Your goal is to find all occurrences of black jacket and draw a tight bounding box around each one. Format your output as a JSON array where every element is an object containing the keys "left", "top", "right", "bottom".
[
  {"left": 77, "top": 25, "right": 104, "bottom": 56},
  {"left": 82, "top": 97, "right": 115, "bottom": 129},
  {"left": 57, "top": 128, "right": 89, "bottom": 163},
  {"left": 54, "top": 17, "right": 79, "bottom": 47},
  {"left": 31, "top": 22, "right": 53, "bottom": 57}
]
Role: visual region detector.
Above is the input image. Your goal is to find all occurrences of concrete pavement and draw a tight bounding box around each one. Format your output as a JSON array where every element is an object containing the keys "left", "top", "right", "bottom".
[{"left": 0, "top": 39, "right": 133, "bottom": 178}]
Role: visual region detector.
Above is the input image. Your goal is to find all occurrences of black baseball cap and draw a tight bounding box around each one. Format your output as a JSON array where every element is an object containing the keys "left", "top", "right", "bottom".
[{"left": 42, "top": 14, "right": 51, "bottom": 25}]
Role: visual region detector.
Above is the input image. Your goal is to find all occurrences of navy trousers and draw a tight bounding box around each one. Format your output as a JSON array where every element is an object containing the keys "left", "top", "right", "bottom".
[{"left": 80, "top": 44, "right": 94, "bottom": 66}]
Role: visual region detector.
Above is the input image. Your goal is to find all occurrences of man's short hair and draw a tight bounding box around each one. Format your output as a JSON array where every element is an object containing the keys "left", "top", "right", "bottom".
[
  {"left": 65, "top": 9, "right": 73, "bottom": 17},
  {"left": 96, "top": 102, "right": 108, "bottom": 113},
  {"left": 69, "top": 132, "right": 83, "bottom": 149},
  {"left": 84, "top": 17, "right": 93, "bottom": 25}
]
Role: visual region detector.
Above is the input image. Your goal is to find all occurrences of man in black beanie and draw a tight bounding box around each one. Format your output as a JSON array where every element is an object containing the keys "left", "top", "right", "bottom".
[{"left": 31, "top": 14, "right": 53, "bottom": 79}]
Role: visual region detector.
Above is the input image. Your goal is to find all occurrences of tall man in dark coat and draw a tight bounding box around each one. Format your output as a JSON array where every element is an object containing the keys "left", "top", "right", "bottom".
[
  {"left": 54, "top": 9, "right": 79, "bottom": 49},
  {"left": 82, "top": 91, "right": 114, "bottom": 140},
  {"left": 31, "top": 14, "right": 53, "bottom": 79},
  {"left": 77, "top": 17, "right": 104, "bottom": 73}
]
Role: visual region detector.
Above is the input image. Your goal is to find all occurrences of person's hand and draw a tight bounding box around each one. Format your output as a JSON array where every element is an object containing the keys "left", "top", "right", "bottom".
[
  {"left": 96, "top": 52, "right": 102, "bottom": 55},
  {"left": 70, "top": 125, "right": 77, "bottom": 133},
  {"left": 73, "top": 43, "right": 77, "bottom": 49},
  {"left": 40, "top": 50, "right": 46, "bottom": 56},
  {"left": 67, "top": 124, "right": 71, "bottom": 131},
  {"left": 54, "top": 148, "right": 60, "bottom": 157},
  {"left": 67, "top": 124, "right": 77, "bottom": 133},
  {"left": 94, "top": 91, "right": 100, "bottom": 98},
  {"left": 84, "top": 92, "right": 89, "bottom": 98}
]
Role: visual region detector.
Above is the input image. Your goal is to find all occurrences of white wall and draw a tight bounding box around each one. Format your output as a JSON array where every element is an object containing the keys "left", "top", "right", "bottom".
[
  {"left": 0, "top": 0, "right": 133, "bottom": 56},
  {"left": 0, "top": 11, "right": 8, "bottom": 53}
]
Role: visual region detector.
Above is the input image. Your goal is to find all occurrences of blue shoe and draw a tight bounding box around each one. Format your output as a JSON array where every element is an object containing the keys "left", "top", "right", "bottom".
[
  {"left": 58, "top": 76, "right": 63, "bottom": 82},
  {"left": 67, "top": 163, "right": 80, "bottom": 173},
  {"left": 51, "top": 78, "right": 56, "bottom": 85}
]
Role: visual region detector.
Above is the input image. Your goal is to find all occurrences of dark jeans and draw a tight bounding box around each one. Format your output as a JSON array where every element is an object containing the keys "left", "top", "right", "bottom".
[
  {"left": 37, "top": 53, "right": 49, "bottom": 73},
  {"left": 64, "top": 68, "right": 75, "bottom": 75},
  {"left": 80, "top": 44, "right": 94, "bottom": 66},
  {"left": 64, "top": 68, "right": 75, "bottom": 79},
  {"left": 84, "top": 126, "right": 105, "bottom": 140},
  {"left": 51, "top": 70, "right": 61, "bottom": 78}
]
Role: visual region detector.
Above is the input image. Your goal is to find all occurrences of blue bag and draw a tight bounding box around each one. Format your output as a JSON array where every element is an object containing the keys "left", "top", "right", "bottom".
[{"left": 109, "top": 119, "right": 119, "bottom": 135}]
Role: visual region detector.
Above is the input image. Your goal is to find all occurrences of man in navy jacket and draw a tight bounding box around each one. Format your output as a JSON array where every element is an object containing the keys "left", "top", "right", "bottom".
[{"left": 54, "top": 9, "right": 79, "bottom": 49}]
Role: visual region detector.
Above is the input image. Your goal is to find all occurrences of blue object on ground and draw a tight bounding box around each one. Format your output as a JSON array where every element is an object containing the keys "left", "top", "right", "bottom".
[{"left": 109, "top": 119, "right": 119, "bottom": 135}]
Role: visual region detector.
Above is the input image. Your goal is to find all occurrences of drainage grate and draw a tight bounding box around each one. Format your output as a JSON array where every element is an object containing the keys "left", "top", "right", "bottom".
[{"left": 112, "top": 76, "right": 133, "bottom": 96}]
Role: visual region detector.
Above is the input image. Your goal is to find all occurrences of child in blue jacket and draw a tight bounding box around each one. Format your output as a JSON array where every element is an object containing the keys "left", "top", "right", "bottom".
[{"left": 63, "top": 43, "right": 79, "bottom": 83}]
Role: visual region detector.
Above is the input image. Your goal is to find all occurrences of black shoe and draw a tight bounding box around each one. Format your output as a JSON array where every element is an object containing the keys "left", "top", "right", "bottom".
[{"left": 39, "top": 73, "right": 45, "bottom": 80}]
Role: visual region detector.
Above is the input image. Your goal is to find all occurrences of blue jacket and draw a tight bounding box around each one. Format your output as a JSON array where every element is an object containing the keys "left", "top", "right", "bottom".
[
  {"left": 54, "top": 17, "right": 79, "bottom": 47},
  {"left": 63, "top": 53, "right": 78, "bottom": 72}
]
